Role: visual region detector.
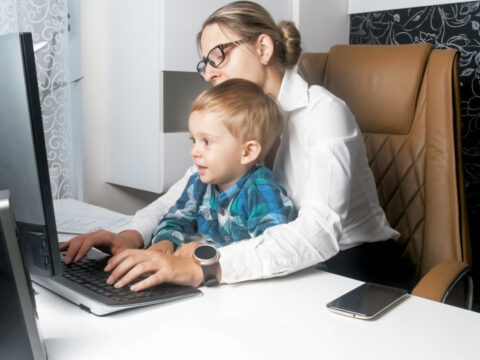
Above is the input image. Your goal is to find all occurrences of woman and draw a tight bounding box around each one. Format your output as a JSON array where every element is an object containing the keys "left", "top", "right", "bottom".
[{"left": 61, "top": 1, "right": 399, "bottom": 291}]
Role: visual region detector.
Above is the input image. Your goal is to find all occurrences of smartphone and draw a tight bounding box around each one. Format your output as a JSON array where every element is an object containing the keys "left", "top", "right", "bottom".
[{"left": 326, "top": 282, "right": 408, "bottom": 319}]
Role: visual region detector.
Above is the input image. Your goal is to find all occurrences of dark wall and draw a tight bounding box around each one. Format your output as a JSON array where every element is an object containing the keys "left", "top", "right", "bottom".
[{"left": 350, "top": 2, "right": 480, "bottom": 271}]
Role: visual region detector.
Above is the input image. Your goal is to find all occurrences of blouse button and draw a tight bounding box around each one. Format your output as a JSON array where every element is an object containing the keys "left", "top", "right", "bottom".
[{"left": 224, "top": 236, "right": 230, "bottom": 242}]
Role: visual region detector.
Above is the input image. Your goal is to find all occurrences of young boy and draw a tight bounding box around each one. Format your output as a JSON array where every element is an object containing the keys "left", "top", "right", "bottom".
[{"left": 150, "top": 78, "right": 295, "bottom": 255}]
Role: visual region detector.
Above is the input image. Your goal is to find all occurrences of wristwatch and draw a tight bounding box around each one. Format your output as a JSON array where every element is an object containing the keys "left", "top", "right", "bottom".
[{"left": 193, "top": 244, "right": 220, "bottom": 286}]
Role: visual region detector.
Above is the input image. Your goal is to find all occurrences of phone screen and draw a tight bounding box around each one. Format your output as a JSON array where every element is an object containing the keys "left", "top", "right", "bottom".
[{"left": 326, "top": 283, "right": 408, "bottom": 319}]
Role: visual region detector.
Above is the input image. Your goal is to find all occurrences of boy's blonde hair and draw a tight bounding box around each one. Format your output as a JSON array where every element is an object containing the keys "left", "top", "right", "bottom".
[
  {"left": 197, "top": 1, "right": 302, "bottom": 70},
  {"left": 190, "top": 78, "right": 283, "bottom": 159}
]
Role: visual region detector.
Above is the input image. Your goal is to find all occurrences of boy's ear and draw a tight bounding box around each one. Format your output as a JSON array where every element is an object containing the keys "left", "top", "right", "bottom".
[{"left": 240, "top": 140, "right": 262, "bottom": 165}]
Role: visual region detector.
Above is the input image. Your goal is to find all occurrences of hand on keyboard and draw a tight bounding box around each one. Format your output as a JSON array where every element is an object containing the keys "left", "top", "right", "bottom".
[
  {"left": 103, "top": 248, "right": 204, "bottom": 291},
  {"left": 59, "top": 229, "right": 143, "bottom": 264}
]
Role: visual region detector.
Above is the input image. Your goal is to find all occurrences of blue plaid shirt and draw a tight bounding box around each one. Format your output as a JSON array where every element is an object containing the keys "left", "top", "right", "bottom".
[{"left": 151, "top": 165, "right": 295, "bottom": 248}]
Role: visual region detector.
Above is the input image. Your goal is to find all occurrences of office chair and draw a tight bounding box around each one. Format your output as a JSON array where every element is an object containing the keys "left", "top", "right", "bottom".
[{"left": 298, "top": 43, "right": 473, "bottom": 309}]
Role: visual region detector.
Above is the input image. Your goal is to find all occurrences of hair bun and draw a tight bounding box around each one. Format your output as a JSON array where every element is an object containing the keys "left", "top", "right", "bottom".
[{"left": 277, "top": 21, "right": 302, "bottom": 67}]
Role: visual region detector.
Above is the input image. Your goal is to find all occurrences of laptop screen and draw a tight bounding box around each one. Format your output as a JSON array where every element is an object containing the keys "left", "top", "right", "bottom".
[{"left": 0, "top": 32, "right": 62, "bottom": 278}]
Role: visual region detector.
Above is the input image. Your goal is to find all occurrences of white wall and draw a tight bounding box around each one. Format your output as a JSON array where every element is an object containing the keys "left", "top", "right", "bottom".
[
  {"left": 349, "top": 0, "right": 473, "bottom": 14},
  {"left": 297, "top": 0, "right": 349, "bottom": 52},
  {"left": 80, "top": 1, "right": 158, "bottom": 214}
]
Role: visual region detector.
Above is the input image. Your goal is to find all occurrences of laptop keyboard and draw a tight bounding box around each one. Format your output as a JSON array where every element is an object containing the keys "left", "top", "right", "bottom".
[{"left": 62, "top": 258, "right": 189, "bottom": 302}]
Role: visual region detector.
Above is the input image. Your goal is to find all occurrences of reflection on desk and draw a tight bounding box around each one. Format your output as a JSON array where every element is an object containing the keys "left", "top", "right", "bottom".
[{"left": 36, "top": 267, "right": 480, "bottom": 360}]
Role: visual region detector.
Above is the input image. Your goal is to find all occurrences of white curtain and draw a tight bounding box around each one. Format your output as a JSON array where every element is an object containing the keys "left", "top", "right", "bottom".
[{"left": 0, "top": 0, "right": 77, "bottom": 199}]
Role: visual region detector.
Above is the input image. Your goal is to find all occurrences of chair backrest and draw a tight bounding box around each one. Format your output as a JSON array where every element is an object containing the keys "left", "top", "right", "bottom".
[{"left": 298, "top": 44, "right": 471, "bottom": 282}]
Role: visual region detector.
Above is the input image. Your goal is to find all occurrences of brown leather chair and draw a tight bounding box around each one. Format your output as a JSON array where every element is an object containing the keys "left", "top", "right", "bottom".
[{"left": 298, "top": 43, "right": 473, "bottom": 308}]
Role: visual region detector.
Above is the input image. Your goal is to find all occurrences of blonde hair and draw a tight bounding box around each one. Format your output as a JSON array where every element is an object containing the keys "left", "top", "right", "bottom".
[
  {"left": 197, "top": 1, "right": 302, "bottom": 69},
  {"left": 190, "top": 78, "right": 283, "bottom": 159}
]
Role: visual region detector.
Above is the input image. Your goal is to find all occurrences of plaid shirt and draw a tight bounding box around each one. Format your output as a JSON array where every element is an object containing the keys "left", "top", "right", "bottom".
[{"left": 151, "top": 165, "right": 295, "bottom": 247}]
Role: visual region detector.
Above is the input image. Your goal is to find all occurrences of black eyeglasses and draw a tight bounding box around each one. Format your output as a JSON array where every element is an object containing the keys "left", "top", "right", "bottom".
[{"left": 196, "top": 38, "right": 251, "bottom": 78}]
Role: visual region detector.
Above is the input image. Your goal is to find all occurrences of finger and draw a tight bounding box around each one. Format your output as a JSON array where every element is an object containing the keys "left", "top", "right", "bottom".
[
  {"left": 105, "top": 248, "right": 137, "bottom": 272},
  {"left": 113, "top": 260, "right": 152, "bottom": 288},
  {"left": 131, "top": 273, "right": 167, "bottom": 292},
  {"left": 73, "top": 235, "right": 98, "bottom": 262},
  {"left": 58, "top": 241, "right": 69, "bottom": 251},
  {"left": 64, "top": 235, "right": 86, "bottom": 263},
  {"left": 74, "top": 230, "right": 112, "bottom": 262},
  {"left": 106, "top": 251, "right": 142, "bottom": 285}
]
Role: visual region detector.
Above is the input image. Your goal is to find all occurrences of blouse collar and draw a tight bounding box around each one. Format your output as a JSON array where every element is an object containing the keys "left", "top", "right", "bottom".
[{"left": 277, "top": 69, "right": 309, "bottom": 112}]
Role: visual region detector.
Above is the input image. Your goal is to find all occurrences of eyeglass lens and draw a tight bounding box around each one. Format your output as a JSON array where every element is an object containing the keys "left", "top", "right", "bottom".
[{"left": 197, "top": 45, "right": 226, "bottom": 77}]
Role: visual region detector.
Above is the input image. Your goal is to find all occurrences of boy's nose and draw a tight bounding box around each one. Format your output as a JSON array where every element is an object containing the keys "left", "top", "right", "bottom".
[{"left": 190, "top": 144, "right": 201, "bottom": 158}]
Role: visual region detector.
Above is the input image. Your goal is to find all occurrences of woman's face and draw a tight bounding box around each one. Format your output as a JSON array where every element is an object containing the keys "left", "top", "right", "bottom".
[{"left": 200, "top": 23, "right": 266, "bottom": 87}]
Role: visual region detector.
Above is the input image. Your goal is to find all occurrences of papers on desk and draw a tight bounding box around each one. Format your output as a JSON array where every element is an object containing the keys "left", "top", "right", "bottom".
[
  {"left": 55, "top": 214, "right": 132, "bottom": 234},
  {"left": 53, "top": 198, "right": 133, "bottom": 234}
]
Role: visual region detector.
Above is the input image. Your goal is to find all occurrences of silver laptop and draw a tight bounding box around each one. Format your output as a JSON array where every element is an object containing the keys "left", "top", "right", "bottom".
[
  {"left": 0, "top": 32, "right": 201, "bottom": 315},
  {"left": 0, "top": 190, "right": 47, "bottom": 359}
]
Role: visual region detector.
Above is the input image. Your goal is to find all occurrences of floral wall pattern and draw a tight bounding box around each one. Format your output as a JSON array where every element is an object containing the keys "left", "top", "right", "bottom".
[
  {"left": 0, "top": 0, "right": 76, "bottom": 199},
  {"left": 350, "top": 1, "right": 480, "bottom": 264}
]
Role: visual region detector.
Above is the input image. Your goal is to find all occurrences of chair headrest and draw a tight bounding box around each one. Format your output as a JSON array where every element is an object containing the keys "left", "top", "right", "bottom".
[{"left": 324, "top": 43, "right": 433, "bottom": 134}]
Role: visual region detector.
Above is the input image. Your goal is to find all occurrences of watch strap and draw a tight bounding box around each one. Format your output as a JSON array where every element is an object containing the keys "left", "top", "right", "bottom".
[{"left": 201, "top": 262, "right": 219, "bottom": 287}]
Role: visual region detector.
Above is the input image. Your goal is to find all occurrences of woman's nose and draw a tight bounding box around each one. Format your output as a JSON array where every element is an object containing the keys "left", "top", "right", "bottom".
[{"left": 203, "top": 63, "right": 217, "bottom": 83}]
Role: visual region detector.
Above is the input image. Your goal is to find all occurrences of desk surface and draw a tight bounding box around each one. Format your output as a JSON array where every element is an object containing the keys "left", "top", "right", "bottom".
[
  {"left": 36, "top": 268, "right": 480, "bottom": 360},
  {"left": 36, "top": 200, "right": 480, "bottom": 360}
]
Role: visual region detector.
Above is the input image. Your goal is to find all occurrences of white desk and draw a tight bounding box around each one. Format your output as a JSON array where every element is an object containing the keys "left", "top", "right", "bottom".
[
  {"left": 36, "top": 200, "right": 480, "bottom": 359},
  {"left": 36, "top": 268, "right": 480, "bottom": 360}
]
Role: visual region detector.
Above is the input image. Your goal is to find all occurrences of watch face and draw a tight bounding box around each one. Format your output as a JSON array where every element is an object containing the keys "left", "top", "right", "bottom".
[{"left": 195, "top": 245, "right": 217, "bottom": 261}]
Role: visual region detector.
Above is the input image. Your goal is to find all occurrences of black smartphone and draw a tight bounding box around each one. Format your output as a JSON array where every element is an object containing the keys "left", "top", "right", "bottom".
[{"left": 326, "top": 282, "right": 408, "bottom": 319}]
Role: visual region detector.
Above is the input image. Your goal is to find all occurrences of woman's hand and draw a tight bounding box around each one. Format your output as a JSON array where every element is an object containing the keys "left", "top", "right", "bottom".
[
  {"left": 174, "top": 241, "right": 203, "bottom": 258},
  {"left": 59, "top": 229, "right": 144, "bottom": 264},
  {"left": 104, "top": 248, "right": 204, "bottom": 291}
]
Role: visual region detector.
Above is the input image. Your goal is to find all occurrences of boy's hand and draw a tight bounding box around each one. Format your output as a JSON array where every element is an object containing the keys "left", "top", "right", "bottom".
[
  {"left": 148, "top": 240, "right": 175, "bottom": 255},
  {"left": 174, "top": 241, "right": 203, "bottom": 258}
]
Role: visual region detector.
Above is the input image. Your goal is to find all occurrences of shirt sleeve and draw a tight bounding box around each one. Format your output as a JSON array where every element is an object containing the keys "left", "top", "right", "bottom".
[
  {"left": 151, "top": 174, "right": 202, "bottom": 247},
  {"left": 218, "top": 98, "right": 361, "bottom": 283},
  {"left": 124, "top": 166, "right": 196, "bottom": 247}
]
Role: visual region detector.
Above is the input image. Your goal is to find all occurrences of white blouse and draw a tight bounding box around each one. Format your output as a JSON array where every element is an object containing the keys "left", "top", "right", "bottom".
[{"left": 127, "top": 69, "right": 399, "bottom": 283}]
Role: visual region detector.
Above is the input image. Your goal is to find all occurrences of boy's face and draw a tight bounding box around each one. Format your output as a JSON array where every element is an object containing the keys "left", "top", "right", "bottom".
[{"left": 189, "top": 110, "right": 249, "bottom": 192}]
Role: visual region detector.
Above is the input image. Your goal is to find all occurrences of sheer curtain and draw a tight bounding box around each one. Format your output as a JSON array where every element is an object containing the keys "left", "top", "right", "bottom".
[{"left": 0, "top": 0, "right": 77, "bottom": 199}]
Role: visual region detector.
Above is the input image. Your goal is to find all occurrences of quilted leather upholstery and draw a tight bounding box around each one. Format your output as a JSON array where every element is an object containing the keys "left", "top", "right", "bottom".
[{"left": 298, "top": 44, "right": 470, "bottom": 283}]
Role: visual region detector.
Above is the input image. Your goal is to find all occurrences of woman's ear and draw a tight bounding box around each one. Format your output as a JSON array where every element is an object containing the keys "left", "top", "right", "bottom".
[
  {"left": 241, "top": 140, "right": 262, "bottom": 165},
  {"left": 256, "top": 34, "right": 274, "bottom": 65}
]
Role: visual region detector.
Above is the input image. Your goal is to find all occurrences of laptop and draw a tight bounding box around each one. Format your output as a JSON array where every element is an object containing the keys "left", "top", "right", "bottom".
[
  {"left": 0, "top": 190, "right": 47, "bottom": 359},
  {"left": 0, "top": 32, "right": 201, "bottom": 315}
]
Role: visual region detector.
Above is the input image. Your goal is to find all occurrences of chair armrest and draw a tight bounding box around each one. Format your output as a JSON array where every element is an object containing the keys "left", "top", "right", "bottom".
[{"left": 412, "top": 260, "right": 470, "bottom": 302}]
